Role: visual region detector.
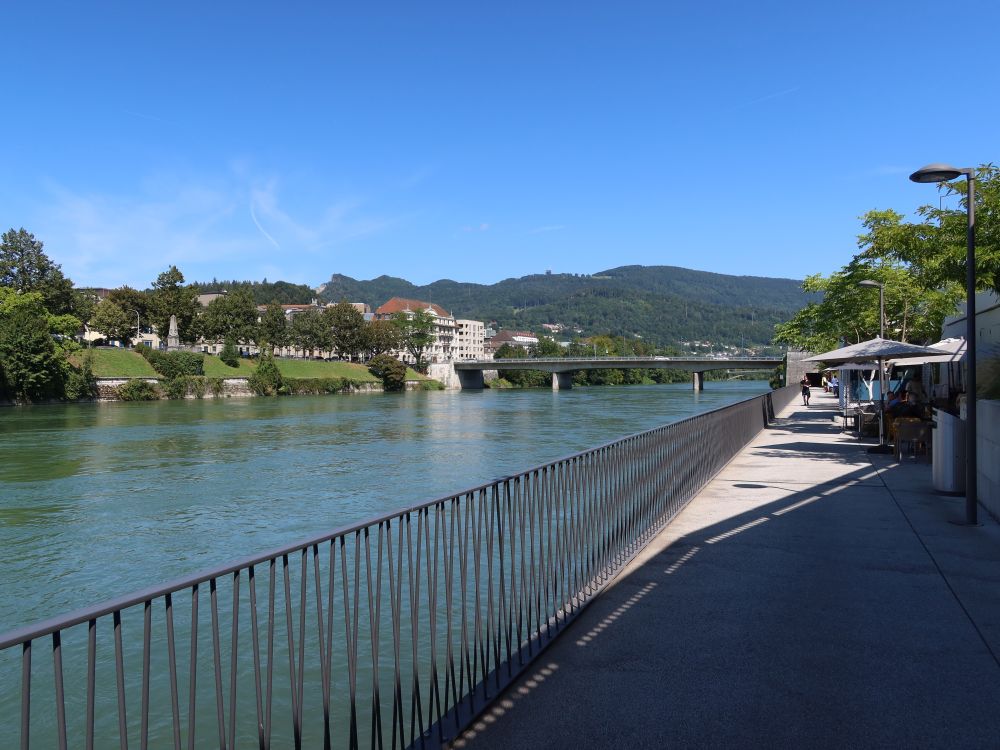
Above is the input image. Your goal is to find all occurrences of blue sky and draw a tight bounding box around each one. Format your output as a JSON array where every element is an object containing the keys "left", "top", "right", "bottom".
[{"left": 2, "top": 1, "right": 997, "bottom": 291}]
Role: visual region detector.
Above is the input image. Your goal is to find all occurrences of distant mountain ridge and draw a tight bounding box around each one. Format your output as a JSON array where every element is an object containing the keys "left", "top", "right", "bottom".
[{"left": 315, "top": 265, "right": 817, "bottom": 348}]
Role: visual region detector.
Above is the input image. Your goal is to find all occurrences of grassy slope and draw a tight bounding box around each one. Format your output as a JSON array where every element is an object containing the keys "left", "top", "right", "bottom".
[
  {"left": 78, "top": 349, "right": 158, "bottom": 377},
  {"left": 81, "top": 350, "right": 426, "bottom": 382},
  {"left": 202, "top": 355, "right": 257, "bottom": 377}
]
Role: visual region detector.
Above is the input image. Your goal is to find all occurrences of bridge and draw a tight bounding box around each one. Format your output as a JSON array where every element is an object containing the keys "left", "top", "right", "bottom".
[{"left": 453, "top": 355, "right": 783, "bottom": 390}]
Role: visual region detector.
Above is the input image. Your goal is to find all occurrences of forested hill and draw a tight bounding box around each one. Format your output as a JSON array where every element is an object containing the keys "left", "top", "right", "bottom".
[{"left": 315, "top": 265, "right": 817, "bottom": 347}]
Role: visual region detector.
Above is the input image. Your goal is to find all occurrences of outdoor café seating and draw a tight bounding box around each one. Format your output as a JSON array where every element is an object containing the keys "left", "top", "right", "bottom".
[{"left": 894, "top": 417, "right": 931, "bottom": 461}]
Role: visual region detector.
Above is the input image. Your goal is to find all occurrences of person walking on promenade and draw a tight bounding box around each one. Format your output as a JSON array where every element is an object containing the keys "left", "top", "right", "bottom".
[
  {"left": 830, "top": 374, "right": 839, "bottom": 397},
  {"left": 800, "top": 376, "right": 811, "bottom": 406}
]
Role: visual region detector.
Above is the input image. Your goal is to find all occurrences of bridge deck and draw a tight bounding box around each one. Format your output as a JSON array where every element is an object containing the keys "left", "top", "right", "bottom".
[{"left": 453, "top": 393, "right": 1000, "bottom": 748}]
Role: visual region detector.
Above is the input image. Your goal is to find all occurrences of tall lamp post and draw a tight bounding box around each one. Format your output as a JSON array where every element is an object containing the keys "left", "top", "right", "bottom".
[
  {"left": 910, "top": 163, "right": 977, "bottom": 525},
  {"left": 857, "top": 279, "right": 891, "bottom": 452}
]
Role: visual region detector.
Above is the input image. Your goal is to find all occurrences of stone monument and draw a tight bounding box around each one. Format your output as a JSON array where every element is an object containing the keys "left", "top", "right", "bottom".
[{"left": 167, "top": 314, "right": 180, "bottom": 350}]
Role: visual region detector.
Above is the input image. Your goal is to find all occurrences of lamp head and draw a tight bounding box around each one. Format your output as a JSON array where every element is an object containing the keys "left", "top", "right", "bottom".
[
  {"left": 857, "top": 279, "right": 882, "bottom": 289},
  {"left": 909, "top": 163, "right": 966, "bottom": 183}
]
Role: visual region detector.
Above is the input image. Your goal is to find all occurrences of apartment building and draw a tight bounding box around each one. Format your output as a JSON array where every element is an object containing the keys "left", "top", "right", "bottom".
[{"left": 375, "top": 297, "right": 485, "bottom": 364}]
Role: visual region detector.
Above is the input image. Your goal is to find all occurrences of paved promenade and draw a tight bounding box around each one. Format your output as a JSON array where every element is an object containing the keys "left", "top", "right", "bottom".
[{"left": 454, "top": 394, "right": 1000, "bottom": 749}]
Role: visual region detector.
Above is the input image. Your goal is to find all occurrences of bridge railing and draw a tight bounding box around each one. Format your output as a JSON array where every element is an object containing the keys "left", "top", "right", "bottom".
[
  {"left": 472, "top": 356, "right": 782, "bottom": 365},
  {"left": 0, "top": 386, "right": 796, "bottom": 749}
]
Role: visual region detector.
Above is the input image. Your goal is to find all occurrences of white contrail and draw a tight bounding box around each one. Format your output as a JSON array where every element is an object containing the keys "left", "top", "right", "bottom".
[{"left": 250, "top": 199, "right": 281, "bottom": 249}]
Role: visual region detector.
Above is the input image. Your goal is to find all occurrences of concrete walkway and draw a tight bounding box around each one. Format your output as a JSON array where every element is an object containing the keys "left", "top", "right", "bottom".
[{"left": 454, "top": 394, "right": 1000, "bottom": 749}]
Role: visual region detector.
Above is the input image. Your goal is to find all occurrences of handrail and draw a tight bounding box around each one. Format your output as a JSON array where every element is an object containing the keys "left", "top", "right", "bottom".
[{"left": 0, "top": 386, "right": 797, "bottom": 749}]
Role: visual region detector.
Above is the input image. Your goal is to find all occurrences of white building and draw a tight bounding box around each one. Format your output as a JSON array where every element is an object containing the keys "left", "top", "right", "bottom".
[{"left": 454, "top": 319, "right": 486, "bottom": 360}]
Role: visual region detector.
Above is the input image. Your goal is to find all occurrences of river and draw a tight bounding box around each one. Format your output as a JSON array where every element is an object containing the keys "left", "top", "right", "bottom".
[{"left": 0, "top": 382, "right": 768, "bottom": 632}]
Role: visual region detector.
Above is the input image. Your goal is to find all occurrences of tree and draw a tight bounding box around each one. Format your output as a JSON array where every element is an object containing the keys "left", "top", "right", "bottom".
[
  {"left": 149, "top": 266, "right": 199, "bottom": 344},
  {"left": 90, "top": 299, "right": 136, "bottom": 346},
  {"left": 857, "top": 165, "right": 1000, "bottom": 294},
  {"left": 289, "top": 309, "right": 331, "bottom": 357},
  {"left": 535, "top": 336, "right": 562, "bottom": 357},
  {"left": 197, "top": 289, "right": 259, "bottom": 343},
  {"left": 325, "top": 300, "right": 366, "bottom": 360},
  {"left": 248, "top": 353, "right": 283, "bottom": 395},
  {"left": 0, "top": 228, "right": 77, "bottom": 315},
  {"left": 392, "top": 310, "right": 435, "bottom": 371},
  {"left": 364, "top": 319, "right": 402, "bottom": 360},
  {"left": 494, "top": 343, "right": 549, "bottom": 387},
  {"left": 258, "top": 301, "right": 289, "bottom": 353},
  {"left": 367, "top": 353, "right": 407, "bottom": 392},
  {"left": 107, "top": 286, "right": 150, "bottom": 333},
  {"left": 774, "top": 259, "right": 962, "bottom": 353},
  {"left": 219, "top": 338, "right": 239, "bottom": 367},
  {"left": 0, "top": 289, "right": 66, "bottom": 401}
]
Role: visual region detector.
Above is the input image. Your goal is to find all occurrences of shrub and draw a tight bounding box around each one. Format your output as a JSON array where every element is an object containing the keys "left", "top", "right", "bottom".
[
  {"left": 136, "top": 347, "right": 205, "bottom": 378},
  {"left": 219, "top": 338, "right": 239, "bottom": 368},
  {"left": 420, "top": 380, "right": 445, "bottom": 391},
  {"left": 208, "top": 377, "right": 225, "bottom": 397},
  {"left": 65, "top": 351, "right": 98, "bottom": 401},
  {"left": 117, "top": 379, "right": 160, "bottom": 401},
  {"left": 191, "top": 377, "right": 207, "bottom": 399},
  {"left": 164, "top": 376, "right": 189, "bottom": 400},
  {"left": 248, "top": 354, "right": 283, "bottom": 395},
  {"left": 367, "top": 354, "right": 407, "bottom": 392},
  {"left": 283, "top": 377, "right": 349, "bottom": 395}
]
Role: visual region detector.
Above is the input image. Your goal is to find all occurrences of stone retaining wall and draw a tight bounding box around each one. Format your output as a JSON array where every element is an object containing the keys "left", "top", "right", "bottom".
[{"left": 94, "top": 377, "right": 392, "bottom": 400}]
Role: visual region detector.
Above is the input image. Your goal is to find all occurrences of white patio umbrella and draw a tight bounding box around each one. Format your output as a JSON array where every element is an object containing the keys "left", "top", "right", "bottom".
[{"left": 804, "top": 338, "right": 942, "bottom": 452}]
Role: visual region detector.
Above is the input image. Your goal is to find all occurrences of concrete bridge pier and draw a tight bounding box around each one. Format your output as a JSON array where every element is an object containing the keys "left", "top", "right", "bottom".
[
  {"left": 692, "top": 371, "right": 705, "bottom": 391},
  {"left": 552, "top": 371, "right": 574, "bottom": 390}
]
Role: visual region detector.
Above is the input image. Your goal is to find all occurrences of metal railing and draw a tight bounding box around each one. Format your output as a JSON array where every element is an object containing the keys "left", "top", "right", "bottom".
[{"left": 0, "top": 386, "right": 796, "bottom": 749}]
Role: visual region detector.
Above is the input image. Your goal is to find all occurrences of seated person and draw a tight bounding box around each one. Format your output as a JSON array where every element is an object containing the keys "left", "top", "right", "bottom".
[{"left": 886, "top": 390, "right": 902, "bottom": 413}]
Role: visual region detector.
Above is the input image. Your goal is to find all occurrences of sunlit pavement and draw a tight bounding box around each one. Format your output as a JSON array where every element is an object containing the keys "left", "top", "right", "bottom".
[{"left": 453, "top": 393, "right": 1000, "bottom": 749}]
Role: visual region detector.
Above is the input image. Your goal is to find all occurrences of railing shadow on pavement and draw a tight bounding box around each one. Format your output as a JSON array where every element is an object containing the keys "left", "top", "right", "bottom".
[{"left": 449, "top": 450, "right": 1000, "bottom": 749}]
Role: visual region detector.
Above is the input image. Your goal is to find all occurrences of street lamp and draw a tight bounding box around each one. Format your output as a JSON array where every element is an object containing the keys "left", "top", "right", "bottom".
[
  {"left": 910, "top": 163, "right": 977, "bottom": 525},
  {"left": 858, "top": 279, "right": 890, "bottom": 453}
]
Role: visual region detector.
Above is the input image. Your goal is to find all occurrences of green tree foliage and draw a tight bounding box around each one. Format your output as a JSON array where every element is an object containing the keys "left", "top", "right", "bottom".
[
  {"left": 258, "top": 301, "right": 289, "bottom": 353},
  {"left": 106, "top": 286, "right": 150, "bottom": 330},
  {"left": 0, "top": 228, "right": 78, "bottom": 315},
  {"left": 90, "top": 299, "right": 135, "bottom": 346},
  {"left": 364, "top": 319, "right": 401, "bottom": 359},
  {"left": 856, "top": 165, "right": 1000, "bottom": 294},
  {"left": 367, "top": 354, "right": 407, "bottom": 392},
  {"left": 117, "top": 379, "right": 160, "bottom": 401},
  {"left": 493, "top": 343, "right": 549, "bottom": 387},
  {"left": 65, "top": 350, "right": 98, "bottom": 400},
  {"left": 0, "top": 289, "right": 66, "bottom": 400},
  {"left": 219, "top": 338, "right": 239, "bottom": 368},
  {"left": 248, "top": 353, "right": 283, "bottom": 395},
  {"left": 392, "top": 310, "right": 435, "bottom": 371},
  {"left": 290, "top": 309, "right": 332, "bottom": 356},
  {"left": 149, "top": 266, "right": 199, "bottom": 344},
  {"left": 775, "top": 261, "right": 963, "bottom": 353},
  {"left": 325, "top": 301, "right": 366, "bottom": 360},
  {"left": 197, "top": 289, "right": 259, "bottom": 343}
]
